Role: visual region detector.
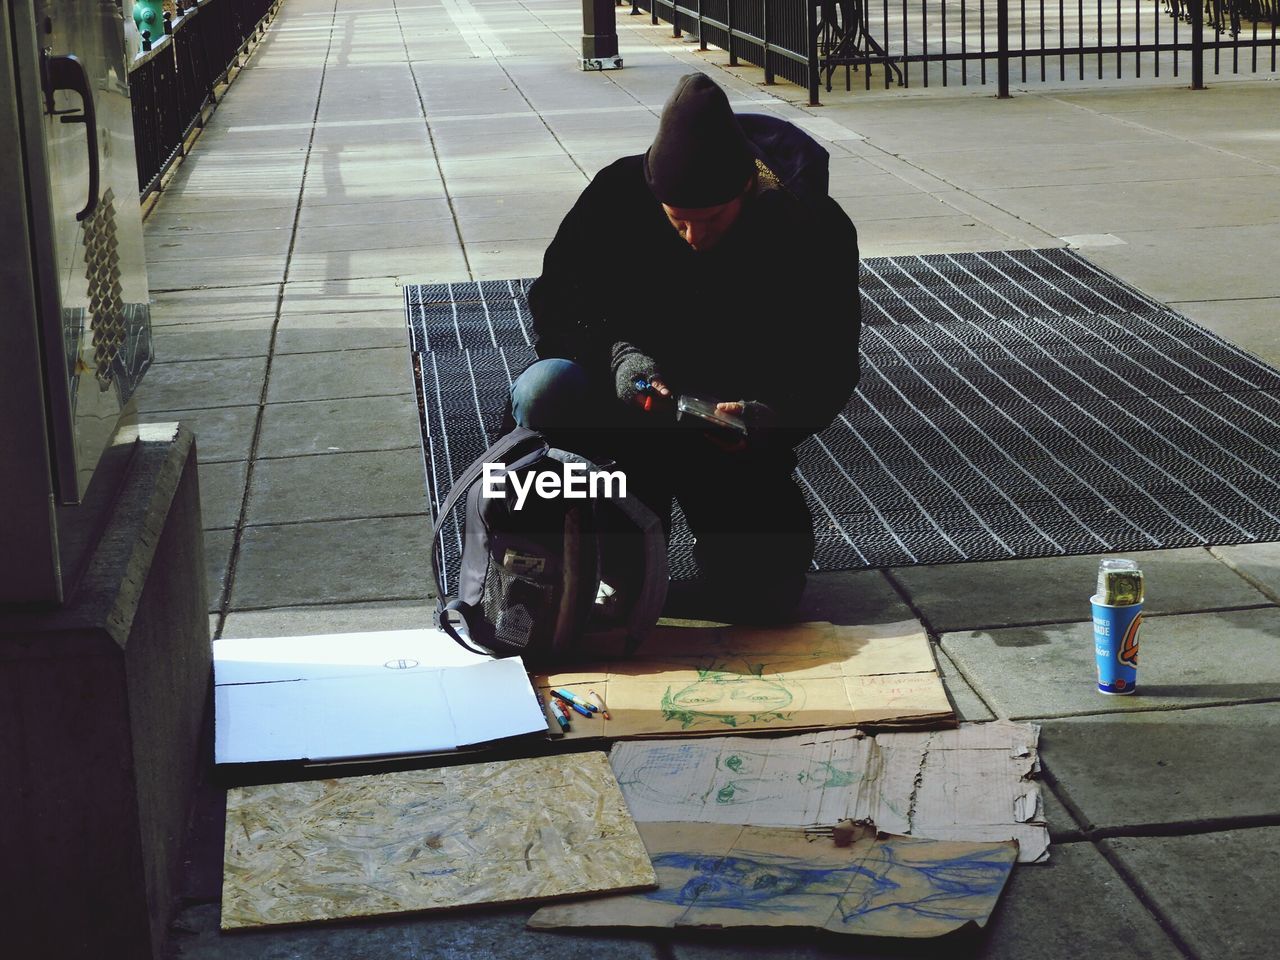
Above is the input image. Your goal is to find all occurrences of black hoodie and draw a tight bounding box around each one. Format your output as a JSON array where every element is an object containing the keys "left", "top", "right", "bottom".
[{"left": 527, "top": 115, "right": 861, "bottom": 447}]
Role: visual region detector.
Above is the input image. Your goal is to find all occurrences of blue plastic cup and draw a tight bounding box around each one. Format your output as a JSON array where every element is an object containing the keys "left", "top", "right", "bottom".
[{"left": 1091, "top": 595, "right": 1142, "bottom": 695}]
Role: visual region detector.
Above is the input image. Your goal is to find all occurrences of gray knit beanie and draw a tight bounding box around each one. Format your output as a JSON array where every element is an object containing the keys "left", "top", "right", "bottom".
[{"left": 643, "top": 73, "right": 755, "bottom": 208}]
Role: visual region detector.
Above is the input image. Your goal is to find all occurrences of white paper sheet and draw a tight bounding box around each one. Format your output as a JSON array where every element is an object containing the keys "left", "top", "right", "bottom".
[{"left": 214, "top": 628, "right": 547, "bottom": 764}]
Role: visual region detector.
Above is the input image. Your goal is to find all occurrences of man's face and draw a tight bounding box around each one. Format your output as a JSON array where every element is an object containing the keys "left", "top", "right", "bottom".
[{"left": 662, "top": 193, "right": 746, "bottom": 252}]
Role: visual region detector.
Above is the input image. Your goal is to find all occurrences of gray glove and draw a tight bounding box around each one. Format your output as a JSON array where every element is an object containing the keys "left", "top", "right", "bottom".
[{"left": 611, "top": 341, "right": 662, "bottom": 409}]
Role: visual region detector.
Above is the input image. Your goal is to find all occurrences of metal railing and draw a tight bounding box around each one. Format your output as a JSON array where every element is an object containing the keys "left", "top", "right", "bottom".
[
  {"left": 631, "top": 0, "right": 1279, "bottom": 102},
  {"left": 129, "top": 0, "right": 278, "bottom": 200}
]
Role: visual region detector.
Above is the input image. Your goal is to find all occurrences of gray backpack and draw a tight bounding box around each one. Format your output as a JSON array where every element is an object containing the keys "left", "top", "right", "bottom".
[{"left": 431, "top": 427, "right": 668, "bottom": 664}]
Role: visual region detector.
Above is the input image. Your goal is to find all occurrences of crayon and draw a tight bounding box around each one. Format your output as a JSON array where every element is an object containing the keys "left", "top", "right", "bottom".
[{"left": 588, "top": 689, "right": 611, "bottom": 720}]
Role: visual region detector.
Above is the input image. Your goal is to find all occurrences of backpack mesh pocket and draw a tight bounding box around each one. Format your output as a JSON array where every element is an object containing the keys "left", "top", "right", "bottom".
[{"left": 480, "top": 560, "right": 554, "bottom": 654}]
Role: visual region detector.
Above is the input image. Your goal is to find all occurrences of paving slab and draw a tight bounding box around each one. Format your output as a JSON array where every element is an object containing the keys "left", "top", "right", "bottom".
[
  {"left": 256, "top": 394, "right": 421, "bottom": 458},
  {"left": 150, "top": 254, "right": 289, "bottom": 290},
  {"left": 292, "top": 220, "right": 460, "bottom": 254},
  {"left": 296, "top": 197, "right": 453, "bottom": 230},
  {"left": 168, "top": 902, "right": 662, "bottom": 960},
  {"left": 145, "top": 206, "right": 297, "bottom": 235},
  {"left": 304, "top": 158, "right": 442, "bottom": 189},
  {"left": 149, "top": 284, "right": 281, "bottom": 326},
  {"left": 892, "top": 548, "right": 1271, "bottom": 634},
  {"left": 150, "top": 317, "right": 275, "bottom": 364},
  {"left": 300, "top": 179, "right": 447, "bottom": 207},
  {"left": 981, "top": 175, "right": 1280, "bottom": 237},
  {"left": 432, "top": 134, "right": 567, "bottom": 163},
  {"left": 274, "top": 309, "right": 409, "bottom": 354},
  {"left": 795, "top": 569, "right": 916, "bottom": 626},
  {"left": 265, "top": 346, "right": 416, "bottom": 403},
  {"left": 450, "top": 192, "right": 580, "bottom": 224},
  {"left": 220, "top": 599, "right": 437, "bottom": 639},
  {"left": 878, "top": 135, "right": 1274, "bottom": 192},
  {"left": 1039, "top": 702, "right": 1280, "bottom": 831},
  {"left": 822, "top": 92, "right": 1143, "bottom": 152},
  {"left": 246, "top": 448, "right": 429, "bottom": 525},
  {"left": 943, "top": 607, "right": 1280, "bottom": 720},
  {"left": 458, "top": 216, "right": 560, "bottom": 244},
  {"left": 286, "top": 245, "right": 469, "bottom": 283},
  {"left": 1211, "top": 542, "right": 1280, "bottom": 604},
  {"left": 229, "top": 515, "right": 434, "bottom": 609},
  {"left": 138, "top": 405, "right": 258, "bottom": 464},
  {"left": 145, "top": 187, "right": 300, "bottom": 216},
  {"left": 466, "top": 239, "right": 563, "bottom": 280},
  {"left": 1080, "top": 223, "right": 1280, "bottom": 304},
  {"left": 1101, "top": 828, "right": 1280, "bottom": 960},
  {"left": 445, "top": 171, "right": 587, "bottom": 198},
  {"left": 669, "top": 841, "right": 1181, "bottom": 960},
  {"left": 145, "top": 226, "right": 293, "bottom": 263},
  {"left": 198, "top": 459, "right": 249, "bottom": 531},
  {"left": 135, "top": 356, "right": 268, "bottom": 413},
  {"left": 279, "top": 277, "right": 404, "bottom": 315},
  {"left": 1174, "top": 298, "right": 1280, "bottom": 369}
]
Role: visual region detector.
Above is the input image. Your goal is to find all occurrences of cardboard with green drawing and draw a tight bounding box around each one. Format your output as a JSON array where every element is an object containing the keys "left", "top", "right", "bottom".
[
  {"left": 608, "top": 724, "right": 1050, "bottom": 862},
  {"left": 532, "top": 620, "right": 955, "bottom": 739}
]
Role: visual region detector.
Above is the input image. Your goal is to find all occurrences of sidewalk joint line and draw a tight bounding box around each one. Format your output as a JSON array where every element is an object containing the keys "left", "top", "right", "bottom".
[{"left": 394, "top": 0, "right": 475, "bottom": 281}]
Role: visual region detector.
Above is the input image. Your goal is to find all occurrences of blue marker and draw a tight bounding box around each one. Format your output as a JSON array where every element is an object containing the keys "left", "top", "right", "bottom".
[
  {"left": 552, "top": 687, "right": 599, "bottom": 713},
  {"left": 560, "top": 697, "right": 594, "bottom": 719}
]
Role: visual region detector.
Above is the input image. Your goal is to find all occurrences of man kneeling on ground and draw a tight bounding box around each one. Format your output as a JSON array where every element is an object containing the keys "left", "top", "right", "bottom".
[{"left": 512, "top": 72, "right": 861, "bottom": 622}]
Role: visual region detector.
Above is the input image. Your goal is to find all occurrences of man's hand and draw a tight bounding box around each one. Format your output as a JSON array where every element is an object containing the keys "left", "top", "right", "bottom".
[
  {"left": 613, "top": 343, "right": 673, "bottom": 413},
  {"left": 639, "top": 377, "right": 673, "bottom": 412},
  {"left": 704, "top": 400, "right": 778, "bottom": 452}
]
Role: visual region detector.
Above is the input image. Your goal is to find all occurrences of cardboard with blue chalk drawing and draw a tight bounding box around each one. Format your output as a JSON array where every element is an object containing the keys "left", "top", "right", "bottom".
[{"left": 528, "top": 821, "right": 1018, "bottom": 937}]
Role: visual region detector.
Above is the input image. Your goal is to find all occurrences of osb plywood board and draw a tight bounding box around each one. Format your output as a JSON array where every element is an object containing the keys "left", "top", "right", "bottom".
[
  {"left": 534, "top": 620, "right": 953, "bottom": 740},
  {"left": 221, "top": 752, "right": 656, "bottom": 929},
  {"left": 609, "top": 723, "right": 1049, "bottom": 862},
  {"left": 530, "top": 822, "right": 1018, "bottom": 937}
]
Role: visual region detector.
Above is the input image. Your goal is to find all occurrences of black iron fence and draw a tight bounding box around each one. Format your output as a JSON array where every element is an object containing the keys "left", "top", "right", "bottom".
[
  {"left": 129, "top": 0, "right": 278, "bottom": 200},
  {"left": 630, "top": 0, "right": 1279, "bottom": 102}
]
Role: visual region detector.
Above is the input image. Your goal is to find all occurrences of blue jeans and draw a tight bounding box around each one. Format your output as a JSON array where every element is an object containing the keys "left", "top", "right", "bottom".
[
  {"left": 511, "top": 358, "right": 592, "bottom": 431},
  {"left": 509, "top": 358, "right": 813, "bottom": 617}
]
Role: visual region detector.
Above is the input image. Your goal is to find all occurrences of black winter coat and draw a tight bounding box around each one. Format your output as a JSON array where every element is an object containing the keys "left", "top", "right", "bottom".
[{"left": 527, "top": 150, "right": 861, "bottom": 447}]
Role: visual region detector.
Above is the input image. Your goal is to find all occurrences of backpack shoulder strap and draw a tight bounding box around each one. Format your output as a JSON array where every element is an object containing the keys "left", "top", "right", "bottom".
[
  {"left": 545, "top": 448, "right": 669, "bottom": 653},
  {"left": 431, "top": 426, "right": 547, "bottom": 604}
]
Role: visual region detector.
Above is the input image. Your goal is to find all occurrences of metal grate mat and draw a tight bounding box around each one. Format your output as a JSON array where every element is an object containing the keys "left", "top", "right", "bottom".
[{"left": 406, "top": 248, "right": 1280, "bottom": 591}]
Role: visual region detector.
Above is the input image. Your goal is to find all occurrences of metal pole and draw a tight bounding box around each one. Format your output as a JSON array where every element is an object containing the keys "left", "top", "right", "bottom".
[
  {"left": 997, "top": 0, "right": 1010, "bottom": 97},
  {"left": 763, "top": 0, "right": 775, "bottom": 83},
  {"left": 1191, "top": 1, "right": 1204, "bottom": 88},
  {"left": 581, "top": 0, "right": 623, "bottom": 69},
  {"left": 807, "top": 0, "right": 820, "bottom": 104}
]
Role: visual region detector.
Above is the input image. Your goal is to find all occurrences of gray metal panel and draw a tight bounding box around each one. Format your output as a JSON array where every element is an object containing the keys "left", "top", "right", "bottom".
[{"left": 0, "top": 0, "right": 62, "bottom": 604}]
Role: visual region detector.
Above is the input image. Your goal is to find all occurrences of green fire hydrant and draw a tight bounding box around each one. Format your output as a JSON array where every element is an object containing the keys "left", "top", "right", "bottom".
[{"left": 132, "top": 0, "right": 165, "bottom": 47}]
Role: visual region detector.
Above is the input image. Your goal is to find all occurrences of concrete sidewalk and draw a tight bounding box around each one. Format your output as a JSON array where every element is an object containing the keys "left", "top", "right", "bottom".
[{"left": 138, "top": 1, "right": 1280, "bottom": 957}]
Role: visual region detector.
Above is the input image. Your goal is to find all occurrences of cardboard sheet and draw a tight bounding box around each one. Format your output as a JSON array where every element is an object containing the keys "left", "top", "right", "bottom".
[
  {"left": 609, "top": 722, "right": 1049, "bottom": 862},
  {"left": 534, "top": 620, "right": 953, "bottom": 739},
  {"left": 221, "top": 752, "right": 657, "bottom": 929},
  {"left": 213, "top": 628, "right": 547, "bottom": 764},
  {"left": 529, "top": 822, "right": 1018, "bottom": 937}
]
